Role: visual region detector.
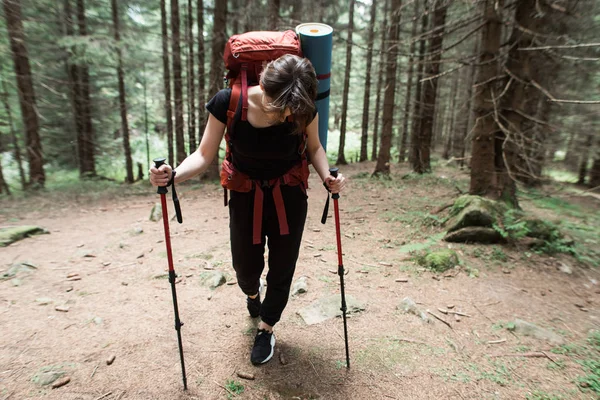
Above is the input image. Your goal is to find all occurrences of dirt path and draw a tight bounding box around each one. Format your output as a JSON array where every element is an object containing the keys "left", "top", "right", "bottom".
[{"left": 1, "top": 162, "right": 599, "bottom": 399}]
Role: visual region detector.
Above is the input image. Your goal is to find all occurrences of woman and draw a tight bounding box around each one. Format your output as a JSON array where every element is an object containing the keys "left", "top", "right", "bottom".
[{"left": 150, "top": 54, "right": 345, "bottom": 365}]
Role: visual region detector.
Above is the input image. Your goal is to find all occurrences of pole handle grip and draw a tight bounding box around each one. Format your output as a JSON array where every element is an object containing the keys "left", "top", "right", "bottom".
[
  {"left": 153, "top": 157, "right": 168, "bottom": 195},
  {"left": 329, "top": 167, "right": 340, "bottom": 199}
]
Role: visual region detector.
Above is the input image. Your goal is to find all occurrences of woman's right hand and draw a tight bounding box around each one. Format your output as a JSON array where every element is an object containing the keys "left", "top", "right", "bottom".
[{"left": 149, "top": 163, "right": 173, "bottom": 188}]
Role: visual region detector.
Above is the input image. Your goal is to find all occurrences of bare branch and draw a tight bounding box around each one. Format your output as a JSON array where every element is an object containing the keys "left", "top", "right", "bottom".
[
  {"left": 519, "top": 43, "right": 600, "bottom": 51},
  {"left": 549, "top": 99, "right": 600, "bottom": 104}
]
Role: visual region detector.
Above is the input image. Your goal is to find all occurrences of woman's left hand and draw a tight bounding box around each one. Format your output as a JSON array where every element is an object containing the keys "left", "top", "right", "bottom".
[{"left": 325, "top": 173, "right": 346, "bottom": 194}]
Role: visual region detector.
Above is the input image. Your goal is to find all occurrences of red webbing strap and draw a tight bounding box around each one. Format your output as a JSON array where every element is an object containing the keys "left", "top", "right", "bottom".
[
  {"left": 317, "top": 72, "right": 331, "bottom": 80},
  {"left": 253, "top": 184, "right": 264, "bottom": 245},
  {"left": 241, "top": 65, "right": 248, "bottom": 121},
  {"left": 272, "top": 181, "right": 289, "bottom": 237},
  {"left": 225, "top": 83, "right": 242, "bottom": 207}
]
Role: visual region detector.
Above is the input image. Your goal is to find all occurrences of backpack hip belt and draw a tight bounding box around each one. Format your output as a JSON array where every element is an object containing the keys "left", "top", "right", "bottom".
[{"left": 221, "top": 158, "right": 308, "bottom": 245}]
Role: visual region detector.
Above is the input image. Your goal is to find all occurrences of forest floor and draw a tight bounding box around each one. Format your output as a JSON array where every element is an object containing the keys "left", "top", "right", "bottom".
[{"left": 1, "top": 160, "right": 599, "bottom": 400}]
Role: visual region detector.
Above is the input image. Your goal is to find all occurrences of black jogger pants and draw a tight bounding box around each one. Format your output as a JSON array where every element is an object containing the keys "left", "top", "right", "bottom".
[{"left": 228, "top": 184, "right": 308, "bottom": 326}]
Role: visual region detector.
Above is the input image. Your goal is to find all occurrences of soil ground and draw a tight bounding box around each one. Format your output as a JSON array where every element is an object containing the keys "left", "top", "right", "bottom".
[{"left": 1, "top": 161, "right": 599, "bottom": 400}]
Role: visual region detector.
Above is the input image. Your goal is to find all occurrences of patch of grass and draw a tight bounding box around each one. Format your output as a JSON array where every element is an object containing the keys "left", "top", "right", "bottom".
[
  {"left": 225, "top": 380, "right": 244, "bottom": 398},
  {"left": 413, "top": 249, "right": 459, "bottom": 273},
  {"left": 334, "top": 360, "right": 347, "bottom": 369},
  {"left": 490, "top": 246, "right": 508, "bottom": 262},
  {"left": 469, "top": 361, "right": 512, "bottom": 386},
  {"left": 526, "top": 391, "right": 564, "bottom": 400},
  {"left": 515, "top": 345, "right": 531, "bottom": 353}
]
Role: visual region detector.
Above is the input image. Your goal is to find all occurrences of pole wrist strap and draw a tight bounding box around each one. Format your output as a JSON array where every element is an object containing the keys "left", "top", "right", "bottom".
[{"left": 170, "top": 170, "right": 183, "bottom": 224}]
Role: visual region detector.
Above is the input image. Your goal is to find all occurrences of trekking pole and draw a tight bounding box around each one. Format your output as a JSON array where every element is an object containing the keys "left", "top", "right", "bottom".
[
  {"left": 322, "top": 167, "right": 350, "bottom": 368},
  {"left": 153, "top": 157, "right": 187, "bottom": 390}
]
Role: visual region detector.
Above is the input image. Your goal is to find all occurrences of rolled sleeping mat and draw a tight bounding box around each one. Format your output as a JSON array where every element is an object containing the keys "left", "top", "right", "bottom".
[{"left": 296, "top": 23, "right": 333, "bottom": 151}]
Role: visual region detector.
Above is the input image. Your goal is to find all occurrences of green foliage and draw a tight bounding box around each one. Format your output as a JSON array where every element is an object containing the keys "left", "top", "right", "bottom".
[
  {"left": 490, "top": 246, "right": 508, "bottom": 262},
  {"left": 526, "top": 391, "right": 564, "bottom": 400},
  {"left": 225, "top": 380, "right": 244, "bottom": 398}
]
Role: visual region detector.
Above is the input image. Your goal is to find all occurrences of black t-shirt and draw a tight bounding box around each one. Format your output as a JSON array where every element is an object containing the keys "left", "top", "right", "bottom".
[{"left": 206, "top": 88, "right": 309, "bottom": 180}]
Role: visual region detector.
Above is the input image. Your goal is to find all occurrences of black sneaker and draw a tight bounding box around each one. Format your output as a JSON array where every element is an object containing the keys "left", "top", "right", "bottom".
[
  {"left": 251, "top": 329, "right": 275, "bottom": 365},
  {"left": 246, "top": 293, "right": 261, "bottom": 318}
]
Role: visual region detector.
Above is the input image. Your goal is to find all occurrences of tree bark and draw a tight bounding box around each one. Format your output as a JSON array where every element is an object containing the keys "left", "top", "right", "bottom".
[
  {"left": 76, "top": 0, "right": 96, "bottom": 177},
  {"left": 577, "top": 134, "right": 593, "bottom": 185},
  {"left": 589, "top": 157, "right": 600, "bottom": 189},
  {"left": 111, "top": 0, "right": 133, "bottom": 183},
  {"left": 171, "top": 0, "right": 186, "bottom": 164},
  {"left": 3, "top": 0, "right": 45, "bottom": 188},
  {"left": 359, "top": 0, "right": 377, "bottom": 162},
  {"left": 411, "top": 0, "right": 447, "bottom": 174},
  {"left": 398, "top": 0, "right": 419, "bottom": 163},
  {"left": 64, "top": 0, "right": 85, "bottom": 176},
  {"left": 371, "top": 0, "right": 389, "bottom": 162},
  {"left": 269, "top": 0, "right": 280, "bottom": 30},
  {"left": 460, "top": 38, "right": 479, "bottom": 169},
  {"left": 2, "top": 69, "right": 26, "bottom": 190},
  {"left": 197, "top": 0, "right": 205, "bottom": 143},
  {"left": 469, "top": 0, "right": 508, "bottom": 203},
  {"left": 374, "top": 0, "right": 402, "bottom": 175},
  {"left": 160, "top": 0, "right": 174, "bottom": 166},
  {"left": 206, "top": 0, "right": 228, "bottom": 180},
  {"left": 186, "top": 0, "right": 196, "bottom": 153},
  {"left": 336, "top": 0, "right": 356, "bottom": 165},
  {"left": 442, "top": 73, "right": 458, "bottom": 160},
  {"left": 408, "top": 0, "right": 428, "bottom": 167}
]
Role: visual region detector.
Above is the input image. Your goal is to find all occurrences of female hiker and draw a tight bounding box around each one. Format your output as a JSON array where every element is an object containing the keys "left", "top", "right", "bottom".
[{"left": 150, "top": 54, "right": 345, "bottom": 365}]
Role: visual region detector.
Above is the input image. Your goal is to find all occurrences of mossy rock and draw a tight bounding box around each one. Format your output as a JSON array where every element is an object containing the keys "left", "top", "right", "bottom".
[
  {"left": 444, "top": 227, "right": 505, "bottom": 244},
  {"left": 418, "top": 250, "right": 459, "bottom": 273},
  {"left": 0, "top": 226, "right": 48, "bottom": 247},
  {"left": 445, "top": 195, "right": 507, "bottom": 234}
]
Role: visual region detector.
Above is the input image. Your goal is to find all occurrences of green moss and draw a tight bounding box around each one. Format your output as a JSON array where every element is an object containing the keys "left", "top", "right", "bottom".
[{"left": 416, "top": 250, "right": 459, "bottom": 272}]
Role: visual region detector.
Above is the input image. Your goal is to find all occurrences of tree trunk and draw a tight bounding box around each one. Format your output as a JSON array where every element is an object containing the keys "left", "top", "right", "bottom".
[
  {"left": 469, "top": 0, "right": 510, "bottom": 203},
  {"left": 64, "top": 0, "right": 85, "bottom": 176},
  {"left": 336, "top": 0, "right": 356, "bottom": 165},
  {"left": 2, "top": 69, "right": 26, "bottom": 190},
  {"left": 371, "top": 0, "right": 389, "bottom": 162},
  {"left": 442, "top": 74, "right": 458, "bottom": 160},
  {"left": 171, "top": 0, "right": 186, "bottom": 164},
  {"left": 563, "top": 131, "right": 579, "bottom": 171},
  {"left": 577, "top": 134, "right": 593, "bottom": 185},
  {"left": 409, "top": 0, "right": 428, "bottom": 167},
  {"left": 398, "top": 0, "right": 419, "bottom": 162},
  {"left": 76, "top": 0, "right": 96, "bottom": 178},
  {"left": 160, "top": 0, "right": 175, "bottom": 166},
  {"left": 269, "top": 0, "right": 280, "bottom": 30},
  {"left": 197, "top": 0, "right": 206, "bottom": 143},
  {"left": 359, "top": 0, "right": 377, "bottom": 162},
  {"left": 374, "top": 0, "right": 402, "bottom": 175},
  {"left": 244, "top": 0, "right": 254, "bottom": 32},
  {"left": 291, "top": 0, "right": 302, "bottom": 23},
  {"left": 460, "top": 38, "right": 479, "bottom": 169},
  {"left": 111, "top": 0, "right": 133, "bottom": 183},
  {"left": 3, "top": 0, "right": 45, "bottom": 188},
  {"left": 450, "top": 70, "right": 464, "bottom": 162},
  {"left": 589, "top": 157, "right": 600, "bottom": 189},
  {"left": 411, "top": 1, "right": 447, "bottom": 174},
  {"left": 231, "top": 0, "right": 239, "bottom": 34},
  {"left": 186, "top": 0, "right": 196, "bottom": 153},
  {"left": 206, "top": 0, "right": 228, "bottom": 180}
]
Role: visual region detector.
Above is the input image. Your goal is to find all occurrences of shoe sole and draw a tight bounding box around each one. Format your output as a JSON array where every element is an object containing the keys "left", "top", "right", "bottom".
[{"left": 252, "top": 334, "right": 276, "bottom": 365}]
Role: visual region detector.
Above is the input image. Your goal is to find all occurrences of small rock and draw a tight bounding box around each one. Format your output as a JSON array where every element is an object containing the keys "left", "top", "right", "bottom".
[
  {"left": 93, "top": 317, "right": 103, "bottom": 325},
  {"left": 454, "top": 314, "right": 461, "bottom": 322},
  {"left": 77, "top": 244, "right": 85, "bottom": 248},
  {"left": 279, "top": 351, "right": 287, "bottom": 365},
  {"left": 133, "top": 227, "right": 144, "bottom": 235},
  {"left": 36, "top": 297, "right": 53, "bottom": 305},
  {"left": 106, "top": 355, "right": 116, "bottom": 365},
  {"left": 574, "top": 303, "right": 584, "bottom": 308},
  {"left": 149, "top": 203, "right": 162, "bottom": 222},
  {"left": 432, "top": 276, "right": 441, "bottom": 281},
  {"left": 398, "top": 297, "right": 429, "bottom": 323},
  {"left": 395, "top": 278, "right": 408, "bottom": 283},
  {"left": 11, "top": 278, "right": 22, "bottom": 287},
  {"left": 511, "top": 319, "right": 564, "bottom": 344},
  {"left": 65, "top": 286, "right": 73, "bottom": 292},
  {"left": 51, "top": 376, "right": 70, "bottom": 389},
  {"left": 312, "top": 229, "right": 321, "bottom": 232},
  {"left": 121, "top": 282, "right": 128, "bottom": 286},
  {"left": 67, "top": 273, "right": 79, "bottom": 278},
  {"left": 198, "top": 271, "right": 226, "bottom": 289},
  {"left": 236, "top": 371, "right": 255, "bottom": 380},
  {"left": 102, "top": 262, "right": 111, "bottom": 267},
  {"left": 55, "top": 306, "right": 70, "bottom": 312},
  {"left": 557, "top": 262, "right": 572, "bottom": 275},
  {"left": 291, "top": 276, "right": 308, "bottom": 296},
  {"left": 502, "top": 269, "right": 511, "bottom": 274},
  {"left": 447, "top": 304, "right": 455, "bottom": 309}
]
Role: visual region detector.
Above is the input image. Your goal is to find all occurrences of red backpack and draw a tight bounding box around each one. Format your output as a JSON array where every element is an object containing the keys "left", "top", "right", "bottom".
[{"left": 220, "top": 30, "right": 310, "bottom": 245}]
